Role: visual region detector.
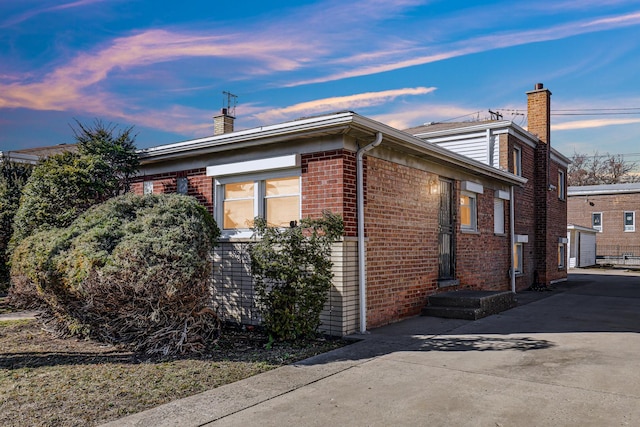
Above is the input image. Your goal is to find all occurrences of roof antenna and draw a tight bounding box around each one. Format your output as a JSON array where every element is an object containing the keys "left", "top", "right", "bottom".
[
  {"left": 222, "top": 91, "right": 238, "bottom": 117},
  {"left": 488, "top": 109, "right": 503, "bottom": 120}
]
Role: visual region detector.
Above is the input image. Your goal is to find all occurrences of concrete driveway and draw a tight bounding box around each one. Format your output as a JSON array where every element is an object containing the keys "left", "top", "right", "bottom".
[{"left": 107, "top": 269, "right": 640, "bottom": 427}]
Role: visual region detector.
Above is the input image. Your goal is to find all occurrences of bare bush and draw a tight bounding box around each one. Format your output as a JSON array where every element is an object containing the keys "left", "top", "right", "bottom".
[{"left": 10, "top": 193, "right": 221, "bottom": 355}]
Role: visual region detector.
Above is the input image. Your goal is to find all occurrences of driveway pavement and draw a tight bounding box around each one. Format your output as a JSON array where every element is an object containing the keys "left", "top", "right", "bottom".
[{"left": 105, "top": 269, "right": 640, "bottom": 427}]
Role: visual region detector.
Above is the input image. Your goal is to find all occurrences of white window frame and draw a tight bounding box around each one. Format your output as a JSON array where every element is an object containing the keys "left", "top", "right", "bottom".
[
  {"left": 624, "top": 211, "right": 635, "bottom": 232},
  {"left": 558, "top": 170, "right": 566, "bottom": 200},
  {"left": 558, "top": 243, "right": 566, "bottom": 269},
  {"left": 592, "top": 212, "right": 602, "bottom": 232},
  {"left": 513, "top": 146, "right": 522, "bottom": 176},
  {"left": 514, "top": 243, "right": 523, "bottom": 274},
  {"left": 494, "top": 197, "right": 505, "bottom": 235},
  {"left": 215, "top": 169, "right": 301, "bottom": 238},
  {"left": 460, "top": 191, "right": 477, "bottom": 232}
]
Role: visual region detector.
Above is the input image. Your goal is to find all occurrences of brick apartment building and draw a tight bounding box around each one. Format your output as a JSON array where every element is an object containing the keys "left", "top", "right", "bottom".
[
  {"left": 133, "top": 84, "right": 569, "bottom": 335},
  {"left": 568, "top": 183, "right": 640, "bottom": 265}
]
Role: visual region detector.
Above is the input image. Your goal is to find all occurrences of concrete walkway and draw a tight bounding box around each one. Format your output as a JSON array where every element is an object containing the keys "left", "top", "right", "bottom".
[{"left": 104, "top": 269, "right": 640, "bottom": 427}]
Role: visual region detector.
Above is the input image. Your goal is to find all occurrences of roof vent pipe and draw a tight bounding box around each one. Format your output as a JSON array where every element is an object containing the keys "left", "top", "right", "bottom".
[{"left": 356, "top": 132, "right": 383, "bottom": 334}]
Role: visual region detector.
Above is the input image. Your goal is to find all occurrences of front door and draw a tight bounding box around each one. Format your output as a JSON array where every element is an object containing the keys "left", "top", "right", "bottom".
[{"left": 438, "top": 179, "right": 455, "bottom": 279}]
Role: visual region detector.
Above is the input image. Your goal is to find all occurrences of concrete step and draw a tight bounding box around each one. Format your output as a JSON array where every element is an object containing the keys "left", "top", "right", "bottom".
[{"left": 422, "top": 290, "right": 516, "bottom": 320}]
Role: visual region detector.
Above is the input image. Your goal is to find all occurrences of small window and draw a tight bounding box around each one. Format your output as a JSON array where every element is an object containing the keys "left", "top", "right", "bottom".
[
  {"left": 592, "top": 212, "right": 602, "bottom": 232},
  {"left": 460, "top": 192, "right": 477, "bottom": 231},
  {"left": 143, "top": 181, "right": 153, "bottom": 195},
  {"left": 512, "top": 146, "right": 522, "bottom": 176},
  {"left": 494, "top": 198, "right": 505, "bottom": 234},
  {"left": 558, "top": 243, "right": 566, "bottom": 269},
  {"left": 558, "top": 170, "right": 566, "bottom": 200},
  {"left": 514, "top": 243, "right": 523, "bottom": 274},
  {"left": 624, "top": 211, "right": 635, "bottom": 232},
  {"left": 177, "top": 177, "right": 188, "bottom": 194}
]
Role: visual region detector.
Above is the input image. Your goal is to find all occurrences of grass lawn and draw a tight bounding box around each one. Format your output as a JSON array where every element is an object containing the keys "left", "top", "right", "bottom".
[{"left": 0, "top": 316, "right": 347, "bottom": 426}]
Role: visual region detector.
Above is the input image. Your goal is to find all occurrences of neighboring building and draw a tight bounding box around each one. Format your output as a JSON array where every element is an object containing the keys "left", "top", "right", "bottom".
[
  {"left": 568, "top": 183, "right": 640, "bottom": 266},
  {"left": 133, "top": 84, "right": 568, "bottom": 335},
  {"left": 0, "top": 144, "right": 77, "bottom": 164}
]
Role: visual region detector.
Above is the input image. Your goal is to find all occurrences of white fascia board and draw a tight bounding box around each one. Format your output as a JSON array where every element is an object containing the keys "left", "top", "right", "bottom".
[
  {"left": 351, "top": 117, "right": 528, "bottom": 187},
  {"left": 206, "top": 154, "right": 300, "bottom": 177},
  {"left": 138, "top": 112, "right": 356, "bottom": 161},
  {"left": 551, "top": 149, "right": 571, "bottom": 168},
  {"left": 495, "top": 189, "right": 510, "bottom": 200},
  {"left": 567, "top": 224, "right": 598, "bottom": 233}
]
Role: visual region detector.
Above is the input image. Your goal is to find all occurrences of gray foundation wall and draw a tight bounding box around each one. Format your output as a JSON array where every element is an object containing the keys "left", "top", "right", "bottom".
[{"left": 212, "top": 238, "right": 360, "bottom": 336}]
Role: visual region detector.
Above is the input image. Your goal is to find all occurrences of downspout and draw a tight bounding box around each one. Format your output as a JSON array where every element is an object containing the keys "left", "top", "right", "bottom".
[
  {"left": 510, "top": 185, "right": 516, "bottom": 293},
  {"left": 357, "top": 132, "right": 383, "bottom": 334}
]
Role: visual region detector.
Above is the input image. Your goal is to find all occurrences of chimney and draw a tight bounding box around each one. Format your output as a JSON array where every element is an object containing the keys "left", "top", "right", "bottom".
[
  {"left": 213, "top": 108, "right": 235, "bottom": 135},
  {"left": 526, "top": 83, "right": 551, "bottom": 145}
]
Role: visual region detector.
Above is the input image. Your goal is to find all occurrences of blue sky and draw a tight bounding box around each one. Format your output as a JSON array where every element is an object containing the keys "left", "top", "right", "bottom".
[{"left": 1, "top": 0, "right": 640, "bottom": 163}]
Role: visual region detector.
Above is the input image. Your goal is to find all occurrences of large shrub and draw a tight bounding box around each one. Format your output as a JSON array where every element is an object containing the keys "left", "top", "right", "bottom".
[
  {"left": 10, "top": 193, "right": 221, "bottom": 355},
  {"left": 11, "top": 152, "right": 117, "bottom": 244},
  {"left": 250, "top": 212, "right": 344, "bottom": 342},
  {"left": 0, "top": 160, "right": 32, "bottom": 293},
  {"left": 11, "top": 121, "right": 139, "bottom": 246}
]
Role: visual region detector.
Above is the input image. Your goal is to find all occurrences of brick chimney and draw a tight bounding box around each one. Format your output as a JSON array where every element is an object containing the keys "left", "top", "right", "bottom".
[
  {"left": 213, "top": 108, "right": 235, "bottom": 135},
  {"left": 526, "top": 83, "right": 551, "bottom": 145}
]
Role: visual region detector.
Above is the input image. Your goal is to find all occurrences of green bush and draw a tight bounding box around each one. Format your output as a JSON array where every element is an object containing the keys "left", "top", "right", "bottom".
[
  {"left": 10, "top": 152, "right": 117, "bottom": 244},
  {"left": 0, "top": 160, "right": 32, "bottom": 293},
  {"left": 249, "top": 212, "right": 344, "bottom": 342},
  {"left": 10, "top": 193, "right": 221, "bottom": 355}
]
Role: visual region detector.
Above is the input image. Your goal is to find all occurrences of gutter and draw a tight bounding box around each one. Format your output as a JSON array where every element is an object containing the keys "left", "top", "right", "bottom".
[
  {"left": 356, "top": 132, "right": 383, "bottom": 334},
  {"left": 510, "top": 185, "right": 516, "bottom": 293}
]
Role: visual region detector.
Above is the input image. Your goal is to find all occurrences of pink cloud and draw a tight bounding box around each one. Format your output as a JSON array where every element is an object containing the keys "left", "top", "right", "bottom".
[{"left": 254, "top": 87, "right": 436, "bottom": 123}]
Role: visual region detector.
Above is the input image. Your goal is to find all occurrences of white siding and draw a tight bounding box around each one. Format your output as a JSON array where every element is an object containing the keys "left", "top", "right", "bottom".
[{"left": 434, "top": 134, "right": 500, "bottom": 168}]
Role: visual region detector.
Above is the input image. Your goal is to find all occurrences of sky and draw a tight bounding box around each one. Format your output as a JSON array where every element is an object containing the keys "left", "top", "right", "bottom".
[{"left": 1, "top": 0, "right": 640, "bottom": 164}]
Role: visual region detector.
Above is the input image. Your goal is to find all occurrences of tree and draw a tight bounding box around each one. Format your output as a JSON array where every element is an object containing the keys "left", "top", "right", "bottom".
[
  {"left": 0, "top": 160, "right": 33, "bottom": 292},
  {"left": 11, "top": 120, "right": 139, "bottom": 245},
  {"left": 568, "top": 151, "right": 639, "bottom": 186},
  {"left": 10, "top": 152, "right": 116, "bottom": 244},
  {"left": 73, "top": 119, "right": 139, "bottom": 195}
]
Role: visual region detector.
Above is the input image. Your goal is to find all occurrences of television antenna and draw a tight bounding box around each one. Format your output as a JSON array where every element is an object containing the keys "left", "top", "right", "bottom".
[{"left": 222, "top": 91, "right": 238, "bottom": 117}]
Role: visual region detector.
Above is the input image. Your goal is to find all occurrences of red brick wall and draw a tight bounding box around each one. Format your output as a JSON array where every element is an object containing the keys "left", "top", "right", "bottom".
[
  {"left": 363, "top": 157, "right": 512, "bottom": 328},
  {"left": 455, "top": 182, "right": 511, "bottom": 292},
  {"left": 546, "top": 160, "right": 568, "bottom": 283},
  {"left": 301, "top": 149, "right": 358, "bottom": 236},
  {"left": 505, "top": 134, "right": 537, "bottom": 290},
  {"left": 364, "top": 157, "right": 439, "bottom": 327},
  {"left": 133, "top": 150, "right": 358, "bottom": 230},
  {"left": 131, "top": 168, "right": 213, "bottom": 212}
]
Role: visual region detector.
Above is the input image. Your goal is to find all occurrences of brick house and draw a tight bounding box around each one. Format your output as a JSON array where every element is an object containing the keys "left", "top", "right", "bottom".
[
  {"left": 405, "top": 83, "right": 570, "bottom": 291},
  {"left": 133, "top": 84, "right": 568, "bottom": 335},
  {"left": 567, "top": 183, "right": 640, "bottom": 266}
]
